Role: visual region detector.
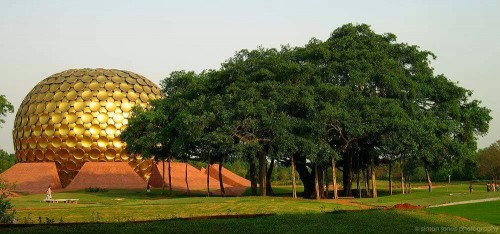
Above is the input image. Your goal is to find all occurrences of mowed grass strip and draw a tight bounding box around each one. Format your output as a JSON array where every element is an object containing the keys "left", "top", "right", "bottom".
[
  {"left": 428, "top": 200, "right": 500, "bottom": 225},
  {"left": 2, "top": 209, "right": 497, "bottom": 234}
]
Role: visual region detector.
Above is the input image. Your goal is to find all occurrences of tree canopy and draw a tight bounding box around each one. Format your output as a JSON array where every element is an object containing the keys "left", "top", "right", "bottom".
[
  {"left": 477, "top": 141, "right": 500, "bottom": 180},
  {"left": 122, "top": 23, "right": 492, "bottom": 198},
  {"left": 0, "top": 95, "right": 13, "bottom": 128}
]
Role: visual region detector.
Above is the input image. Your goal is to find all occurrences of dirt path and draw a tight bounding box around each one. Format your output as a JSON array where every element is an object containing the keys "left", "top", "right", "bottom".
[
  {"left": 427, "top": 197, "right": 500, "bottom": 208},
  {"left": 322, "top": 199, "right": 374, "bottom": 209}
]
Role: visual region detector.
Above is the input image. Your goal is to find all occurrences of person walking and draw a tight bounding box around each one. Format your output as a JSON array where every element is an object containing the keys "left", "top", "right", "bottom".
[{"left": 469, "top": 183, "right": 473, "bottom": 193}]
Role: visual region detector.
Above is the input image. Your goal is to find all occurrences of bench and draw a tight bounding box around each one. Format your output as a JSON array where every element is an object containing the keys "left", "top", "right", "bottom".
[{"left": 44, "top": 199, "right": 79, "bottom": 204}]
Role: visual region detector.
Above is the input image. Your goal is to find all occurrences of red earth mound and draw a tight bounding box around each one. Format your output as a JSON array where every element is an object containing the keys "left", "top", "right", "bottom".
[
  {"left": 0, "top": 162, "right": 62, "bottom": 194},
  {"left": 64, "top": 162, "right": 147, "bottom": 191},
  {"left": 205, "top": 164, "right": 251, "bottom": 187},
  {"left": 393, "top": 203, "right": 421, "bottom": 210},
  {"left": 149, "top": 162, "right": 229, "bottom": 191}
]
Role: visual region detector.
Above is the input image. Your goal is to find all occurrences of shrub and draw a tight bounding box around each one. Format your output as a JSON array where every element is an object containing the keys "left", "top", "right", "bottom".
[
  {"left": 0, "top": 180, "right": 16, "bottom": 223},
  {"left": 85, "top": 187, "right": 109, "bottom": 193}
]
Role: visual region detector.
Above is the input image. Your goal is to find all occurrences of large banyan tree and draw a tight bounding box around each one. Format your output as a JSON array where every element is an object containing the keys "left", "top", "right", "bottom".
[{"left": 122, "top": 23, "right": 491, "bottom": 198}]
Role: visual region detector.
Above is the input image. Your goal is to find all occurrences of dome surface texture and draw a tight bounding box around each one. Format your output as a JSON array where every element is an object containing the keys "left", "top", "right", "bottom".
[{"left": 13, "top": 68, "right": 162, "bottom": 186}]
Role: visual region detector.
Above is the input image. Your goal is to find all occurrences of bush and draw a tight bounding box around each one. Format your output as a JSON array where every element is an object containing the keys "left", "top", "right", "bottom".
[
  {"left": 85, "top": 187, "right": 109, "bottom": 193},
  {"left": 0, "top": 180, "right": 16, "bottom": 223}
]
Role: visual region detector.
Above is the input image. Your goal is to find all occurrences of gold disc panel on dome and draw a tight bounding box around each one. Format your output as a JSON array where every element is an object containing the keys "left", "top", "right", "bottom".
[{"left": 12, "top": 68, "right": 163, "bottom": 187}]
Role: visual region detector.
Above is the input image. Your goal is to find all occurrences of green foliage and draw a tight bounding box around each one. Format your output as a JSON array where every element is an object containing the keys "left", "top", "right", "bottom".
[
  {"left": 122, "top": 23, "right": 492, "bottom": 197},
  {"left": 0, "top": 94, "right": 14, "bottom": 128},
  {"left": 476, "top": 141, "right": 500, "bottom": 179},
  {"left": 222, "top": 159, "right": 249, "bottom": 178},
  {"left": 85, "top": 187, "right": 109, "bottom": 193},
  {"left": 0, "top": 149, "right": 15, "bottom": 173},
  {"left": 0, "top": 180, "right": 16, "bottom": 223}
]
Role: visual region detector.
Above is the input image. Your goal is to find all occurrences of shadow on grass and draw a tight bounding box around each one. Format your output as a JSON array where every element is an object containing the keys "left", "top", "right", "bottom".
[{"left": 2, "top": 209, "right": 495, "bottom": 234}]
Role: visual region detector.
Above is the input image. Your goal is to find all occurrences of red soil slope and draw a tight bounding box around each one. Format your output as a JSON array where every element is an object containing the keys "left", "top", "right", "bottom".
[
  {"left": 205, "top": 164, "right": 251, "bottom": 187},
  {"left": 149, "top": 162, "right": 228, "bottom": 191},
  {"left": 0, "top": 163, "right": 62, "bottom": 194},
  {"left": 64, "top": 162, "right": 147, "bottom": 191}
]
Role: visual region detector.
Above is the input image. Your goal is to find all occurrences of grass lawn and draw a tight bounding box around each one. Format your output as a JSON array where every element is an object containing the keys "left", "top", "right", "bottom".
[
  {"left": 9, "top": 189, "right": 357, "bottom": 223},
  {"left": 356, "top": 182, "right": 500, "bottom": 207},
  {"left": 428, "top": 200, "right": 500, "bottom": 225},
  {"left": 2, "top": 209, "right": 497, "bottom": 233},
  {"left": 3, "top": 181, "right": 499, "bottom": 233}
]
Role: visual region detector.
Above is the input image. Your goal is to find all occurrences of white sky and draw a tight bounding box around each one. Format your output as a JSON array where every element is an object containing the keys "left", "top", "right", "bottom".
[{"left": 0, "top": 0, "right": 498, "bottom": 154}]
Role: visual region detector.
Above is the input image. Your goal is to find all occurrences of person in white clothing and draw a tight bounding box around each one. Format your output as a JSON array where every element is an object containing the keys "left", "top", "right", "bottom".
[{"left": 45, "top": 185, "right": 52, "bottom": 200}]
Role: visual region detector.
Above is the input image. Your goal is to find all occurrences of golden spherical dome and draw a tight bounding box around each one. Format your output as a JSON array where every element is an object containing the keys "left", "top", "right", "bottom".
[{"left": 12, "top": 68, "right": 163, "bottom": 187}]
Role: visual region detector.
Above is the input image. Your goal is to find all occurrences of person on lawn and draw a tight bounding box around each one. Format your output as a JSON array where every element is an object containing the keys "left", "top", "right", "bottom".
[
  {"left": 45, "top": 185, "right": 53, "bottom": 200},
  {"left": 469, "top": 183, "right": 473, "bottom": 193}
]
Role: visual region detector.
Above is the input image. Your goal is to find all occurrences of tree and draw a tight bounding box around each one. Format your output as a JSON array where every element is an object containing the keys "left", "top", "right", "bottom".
[
  {"left": 477, "top": 141, "right": 500, "bottom": 181},
  {"left": 294, "top": 23, "right": 491, "bottom": 197},
  {"left": 121, "top": 105, "right": 172, "bottom": 194},
  {"left": 122, "top": 23, "right": 491, "bottom": 200},
  {"left": 0, "top": 150, "right": 15, "bottom": 173},
  {"left": 0, "top": 179, "right": 15, "bottom": 223},
  {"left": 0, "top": 95, "right": 14, "bottom": 128}
]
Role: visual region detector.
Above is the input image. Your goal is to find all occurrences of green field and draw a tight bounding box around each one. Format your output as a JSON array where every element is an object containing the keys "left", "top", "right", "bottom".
[
  {"left": 358, "top": 181, "right": 500, "bottom": 207},
  {"left": 428, "top": 200, "right": 500, "bottom": 225},
  {"left": 8, "top": 189, "right": 357, "bottom": 223},
  {"left": 2, "top": 182, "right": 499, "bottom": 233}
]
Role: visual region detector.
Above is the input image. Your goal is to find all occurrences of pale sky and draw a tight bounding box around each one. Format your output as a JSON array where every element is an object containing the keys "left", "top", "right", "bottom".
[{"left": 0, "top": 0, "right": 498, "bottom": 154}]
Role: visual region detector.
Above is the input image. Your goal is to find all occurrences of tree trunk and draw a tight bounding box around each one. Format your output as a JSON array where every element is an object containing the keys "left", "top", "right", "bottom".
[
  {"left": 495, "top": 176, "right": 498, "bottom": 192},
  {"left": 342, "top": 153, "right": 353, "bottom": 197},
  {"left": 357, "top": 169, "right": 362, "bottom": 198},
  {"left": 295, "top": 157, "right": 316, "bottom": 198},
  {"left": 425, "top": 168, "right": 432, "bottom": 192},
  {"left": 400, "top": 159, "right": 405, "bottom": 195},
  {"left": 388, "top": 161, "right": 393, "bottom": 196},
  {"left": 356, "top": 153, "right": 361, "bottom": 198},
  {"left": 367, "top": 167, "right": 371, "bottom": 192},
  {"left": 371, "top": 158, "right": 377, "bottom": 198},
  {"left": 249, "top": 155, "right": 258, "bottom": 196},
  {"left": 266, "top": 158, "right": 275, "bottom": 196},
  {"left": 364, "top": 168, "right": 371, "bottom": 197},
  {"left": 291, "top": 155, "right": 297, "bottom": 199},
  {"left": 219, "top": 161, "right": 225, "bottom": 196},
  {"left": 319, "top": 167, "right": 325, "bottom": 198},
  {"left": 258, "top": 151, "right": 267, "bottom": 196},
  {"left": 494, "top": 176, "right": 497, "bottom": 192},
  {"left": 408, "top": 174, "right": 412, "bottom": 194},
  {"left": 314, "top": 164, "right": 320, "bottom": 200},
  {"left": 162, "top": 160, "right": 165, "bottom": 195},
  {"left": 323, "top": 170, "right": 328, "bottom": 198},
  {"left": 331, "top": 158, "right": 338, "bottom": 199},
  {"left": 185, "top": 161, "right": 190, "bottom": 195},
  {"left": 168, "top": 156, "right": 172, "bottom": 195},
  {"left": 207, "top": 154, "right": 211, "bottom": 197}
]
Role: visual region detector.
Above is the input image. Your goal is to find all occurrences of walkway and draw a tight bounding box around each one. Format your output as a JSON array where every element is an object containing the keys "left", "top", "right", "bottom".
[{"left": 427, "top": 197, "right": 500, "bottom": 208}]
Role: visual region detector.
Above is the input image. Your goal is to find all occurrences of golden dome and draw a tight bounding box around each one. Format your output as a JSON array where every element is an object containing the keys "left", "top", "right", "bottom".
[{"left": 13, "top": 68, "right": 163, "bottom": 187}]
